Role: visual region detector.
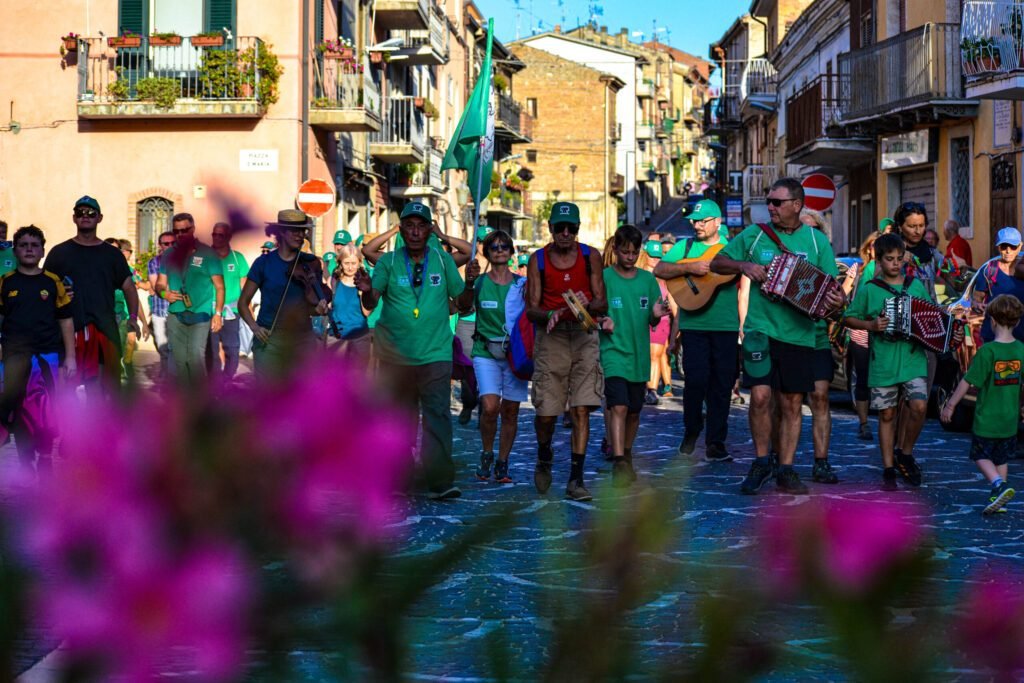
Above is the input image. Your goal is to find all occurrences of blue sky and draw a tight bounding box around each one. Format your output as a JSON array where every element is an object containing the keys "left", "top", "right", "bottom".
[{"left": 475, "top": 0, "right": 752, "bottom": 64}]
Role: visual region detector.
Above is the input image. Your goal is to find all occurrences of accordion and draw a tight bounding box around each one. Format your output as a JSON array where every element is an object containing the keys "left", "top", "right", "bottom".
[
  {"left": 882, "top": 295, "right": 957, "bottom": 354},
  {"left": 762, "top": 252, "right": 842, "bottom": 320}
]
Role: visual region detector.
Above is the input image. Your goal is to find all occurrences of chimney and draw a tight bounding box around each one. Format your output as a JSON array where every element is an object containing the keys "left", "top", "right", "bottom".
[{"left": 554, "top": 24, "right": 561, "bottom": 34}]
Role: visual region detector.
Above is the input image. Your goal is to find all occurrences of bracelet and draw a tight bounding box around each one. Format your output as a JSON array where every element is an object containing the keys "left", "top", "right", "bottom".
[
  {"left": 547, "top": 310, "right": 556, "bottom": 321},
  {"left": 158, "top": 290, "right": 166, "bottom": 300}
]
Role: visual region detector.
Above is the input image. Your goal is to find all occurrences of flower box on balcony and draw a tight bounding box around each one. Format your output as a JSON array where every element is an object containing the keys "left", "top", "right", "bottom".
[
  {"left": 62, "top": 37, "right": 78, "bottom": 52},
  {"left": 369, "top": 51, "right": 384, "bottom": 64},
  {"left": 108, "top": 35, "right": 142, "bottom": 48},
  {"left": 150, "top": 34, "right": 183, "bottom": 46},
  {"left": 324, "top": 48, "right": 354, "bottom": 60},
  {"left": 191, "top": 35, "right": 225, "bottom": 47},
  {"left": 414, "top": 97, "right": 425, "bottom": 110}
]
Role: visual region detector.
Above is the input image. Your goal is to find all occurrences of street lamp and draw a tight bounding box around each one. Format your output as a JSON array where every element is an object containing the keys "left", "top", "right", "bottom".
[{"left": 569, "top": 164, "right": 577, "bottom": 201}]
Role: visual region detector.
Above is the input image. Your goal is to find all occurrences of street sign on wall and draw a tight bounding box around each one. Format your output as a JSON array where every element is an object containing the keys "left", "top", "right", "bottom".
[
  {"left": 801, "top": 174, "right": 836, "bottom": 212},
  {"left": 296, "top": 179, "right": 335, "bottom": 218}
]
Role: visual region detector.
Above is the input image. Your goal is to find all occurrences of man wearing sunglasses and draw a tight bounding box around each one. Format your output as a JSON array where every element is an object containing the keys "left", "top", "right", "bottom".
[
  {"left": 525, "top": 201, "right": 607, "bottom": 502},
  {"left": 712, "top": 178, "right": 844, "bottom": 495},
  {"left": 44, "top": 196, "right": 139, "bottom": 395},
  {"left": 356, "top": 202, "right": 479, "bottom": 501}
]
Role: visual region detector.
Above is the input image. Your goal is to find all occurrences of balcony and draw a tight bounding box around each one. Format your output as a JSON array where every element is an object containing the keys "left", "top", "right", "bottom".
[
  {"left": 740, "top": 58, "right": 778, "bottom": 115},
  {"left": 704, "top": 96, "right": 741, "bottom": 135},
  {"left": 390, "top": 147, "right": 446, "bottom": 198},
  {"left": 494, "top": 92, "right": 532, "bottom": 143},
  {"left": 636, "top": 123, "right": 655, "bottom": 140},
  {"left": 838, "top": 23, "right": 977, "bottom": 130},
  {"left": 389, "top": 8, "right": 449, "bottom": 65},
  {"left": 370, "top": 96, "right": 426, "bottom": 163},
  {"left": 636, "top": 79, "right": 655, "bottom": 99},
  {"left": 310, "top": 57, "right": 382, "bottom": 132},
  {"left": 637, "top": 159, "right": 656, "bottom": 183},
  {"left": 655, "top": 157, "right": 671, "bottom": 175},
  {"left": 961, "top": 1, "right": 1024, "bottom": 98},
  {"left": 785, "top": 74, "right": 873, "bottom": 168},
  {"left": 743, "top": 164, "right": 779, "bottom": 205},
  {"left": 75, "top": 36, "right": 266, "bottom": 119},
  {"left": 656, "top": 117, "right": 672, "bottom": 138},
  {"left": 375, "top": 0, "right": 429, "bottom": 31}
]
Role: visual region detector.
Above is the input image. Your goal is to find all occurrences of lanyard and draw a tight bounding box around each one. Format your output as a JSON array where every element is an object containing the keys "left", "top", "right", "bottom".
[{"left": 402, "top": 248, "right": 429, "bottom": 318}]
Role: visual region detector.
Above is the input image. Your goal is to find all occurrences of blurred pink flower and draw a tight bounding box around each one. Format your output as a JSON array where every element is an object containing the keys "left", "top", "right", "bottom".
[
  {"left": 760, "top": 498, "right": 926, "bottom": 595},
  {"left": 958, "top": 573, "right": 1024, "bottom": 678}
]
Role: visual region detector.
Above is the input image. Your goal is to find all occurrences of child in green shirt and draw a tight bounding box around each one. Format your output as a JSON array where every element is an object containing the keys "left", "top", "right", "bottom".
[
  {"left": 844, "top": 233, "right": 929, "bottom": 491},
  {"left": 942, "top": 294, "right": 1024, "bottom": 514}
]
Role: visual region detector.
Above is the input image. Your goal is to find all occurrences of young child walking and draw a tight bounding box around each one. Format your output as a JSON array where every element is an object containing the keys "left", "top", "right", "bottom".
[
  {"left": 941, "top": 294, "right": 1024, "bottom": 514},
  {"left": 844, "top": 233, "right": 930, "bottom": 490}
]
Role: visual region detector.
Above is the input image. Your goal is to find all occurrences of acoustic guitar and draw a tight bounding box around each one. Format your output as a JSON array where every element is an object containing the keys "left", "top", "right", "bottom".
[{"left": 663, "top": 242, "right": 739, "bottom": 312}]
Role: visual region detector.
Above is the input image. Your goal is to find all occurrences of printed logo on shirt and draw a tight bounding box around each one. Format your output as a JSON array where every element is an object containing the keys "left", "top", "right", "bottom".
[
  {"left": 192, "top": 256, "right": 204, "bottom": 267},
  {"left": 994, "top": 360, "right": 1022, "bottom": 386},
  {"left": 760, "top": 249, "right": 774, "bottom": 262},
  {"left": 8, "top": 290, "right": 17, "bottom": 298},
  {"left": 795, "top": 251, "right": 808, "bottom": 260},
  {"left": 429, "top": 273, "right": 442, "bottom": 287},
  {"left": 480, "top": 300, "right": 498, "bottom": 309},
  {"left": 610, "top": 296, "right": 623, "bottom": 309},
  {"left": 397, "top": 276, "right": 410, "bottom": 286},
  {"left": 227, "top": 263, "right": 236, "bottom": 272},
  {"left": 40, "top": 289, "right": 49, "bottom": 301},
  {"left": 563, "top": 273, "right": 570, "bottom": 281},
  {"left": 639, "top": 296, "right": 650, "bottom": 310},
  {"left": 2, "top": 260, "right": 11, "bottom": 268}
]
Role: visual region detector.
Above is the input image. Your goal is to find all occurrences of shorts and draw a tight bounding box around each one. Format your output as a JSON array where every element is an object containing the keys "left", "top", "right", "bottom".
[
  {"left": 472, "top": 356, "right": 529, "bottom": 403},
  {"left": 742, "top": 337, "right": 817, "bottom": 395},
  {"left": 970, "top": 434, "right": 1017, "bottom": 466},
  {"left": 531, "top": 326, "right": 604, "bottom": 417},
  {"left": 869, "top": 377, "right": 929, "bottom": 410},
  {"left": 812, "top": 347, "right": 834, "bottom": 383},
  {"left": 650, "top": 316, "right": 671, "bottom": 346},
  {"left": 604, "top": 376, "right": 645, "bottom": 414}
]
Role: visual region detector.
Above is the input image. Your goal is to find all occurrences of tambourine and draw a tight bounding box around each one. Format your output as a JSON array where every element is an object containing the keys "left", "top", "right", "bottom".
[{"left": 562, "top": 290, "right": 598, "bottom": 332}]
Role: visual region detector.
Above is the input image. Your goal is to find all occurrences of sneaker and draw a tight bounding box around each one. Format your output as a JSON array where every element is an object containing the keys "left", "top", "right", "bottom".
[
  {"left": 476, "top": 451, "right": 495, "bottom": 481},
  {"left": 769, "top": 450, "right": 780, "bottom": 477},
  {"left": 894, "top": 450, "right": 922, "bottom": 487},
  {"left": 776, "top": 469, "right": 809, "bottom": 495},
  {"left": 882, "top": 467, "right": 898, "bottom": 491},
  {"left": 611, "top": 458, "right": 632, "bottom": 488},
  {"left": 677, "top": 433, "right": 698, "bottom": 457},
  {"left": 659, "top": 384, "right": 673, "bottom": 397},
  {"left": 704, "top": 443, "right": 733, "bottom": 462},
  {"left": 984, "top": 483, "right": 1015, "bottom": 515},
  {"left": 731, "top": 391, "right": 746, "bottom": 406},
  {"left": 566, "top": 479, "right": 593, "bottom": 501},
  {"left": 857, "top": 423, "right": 873, "bottom": 441},
  {"left": 535, "top": 444, "right": 554, "bottom": 494},
  {"left": 811, "top": 459, "right": 839, "bottom": 484},
  {"left": 427, "top": 485, "right": 462, "bottom": 501},
  {"left": 644, "top": 389, "right": 660, "bottom": 406},
  {"left": 740, "top": 458, "right": 775, "bottom": 495},
  {"left": 493, "top": 459, "right": 513, "bottom": 484}
]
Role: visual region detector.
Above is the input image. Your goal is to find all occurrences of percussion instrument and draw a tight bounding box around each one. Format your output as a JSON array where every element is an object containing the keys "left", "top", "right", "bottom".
[
  {"left": 562, "top": 290, "right": 598, "bottom": 331},
  {"left": 882, "top": 294, "right": 957, "bottom": 354},
  {"left": 762, "top": 252, "right": 842, "bottom": 320}
]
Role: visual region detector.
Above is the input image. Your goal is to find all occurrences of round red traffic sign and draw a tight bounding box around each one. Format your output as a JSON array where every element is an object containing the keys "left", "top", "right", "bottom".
[
  {"left": 801, "top": 174, "right": 837, "bottom": 212},
  {"left": 296, "top": 178, "right": 334, "bottom": 218}
]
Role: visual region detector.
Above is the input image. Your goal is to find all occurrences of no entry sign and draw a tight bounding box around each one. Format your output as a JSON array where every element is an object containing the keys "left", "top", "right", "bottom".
[
  {"left": 801, "top": 174, "right": 836, "bottom": 212},
  {"left": 296, "top": 178, "right": 334, "bottom": 218}
]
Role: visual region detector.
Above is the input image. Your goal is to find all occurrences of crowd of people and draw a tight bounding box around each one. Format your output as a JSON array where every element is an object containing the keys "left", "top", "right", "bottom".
[{"left": 1, "top": 181, "right": 1022, "bottom": 512}]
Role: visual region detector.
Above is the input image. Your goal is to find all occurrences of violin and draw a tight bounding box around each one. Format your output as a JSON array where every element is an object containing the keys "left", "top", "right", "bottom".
[{"left": 291, "top": 257, "right": 341, "bottom": 338}]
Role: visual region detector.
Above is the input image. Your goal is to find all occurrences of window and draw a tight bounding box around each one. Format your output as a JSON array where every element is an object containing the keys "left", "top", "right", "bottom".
[
  {"left": 136, "top": 196, "right": 175, "bottom": 252},
  {"left": 118, "top": 0, "right": 235, "bottom": 36},
  {"left": 526, "top": 149, "right": 537, "bottom": 163},
  {"left": 526, "top": 97, "right": 537, "bottom": 118},
  {"left": 950, "top": 136, "right": 972, "bottom": 227}
]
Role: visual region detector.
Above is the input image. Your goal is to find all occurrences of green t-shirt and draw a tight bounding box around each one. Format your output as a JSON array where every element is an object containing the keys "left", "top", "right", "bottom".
[
  {"left": 662, "top": 236, "right": 739, "bottom": 332},
  {"left": 219, "top": 250, "right": 250, "bottom": 315},
  {"left": 861, "top": 260, "right": 876, "bottom": 282},
  {"left": 964, "top": 339, "right": 1024, "bottom": 439},
  {"left": 814, "top": 321, "right": 830, "bottom": 350},
  {"left": 600, "top": 266, "right": 663, "bottom": 382},
  {"left": 0, "top": 249, "right": 16, "bottom": 277},
  {"left": 114, "top": 290, "right": 128, "bottom": 322},
  {"left": 371, "top": 246, "right": 464, "bottom": 365},
  {"left": 721, "top": 223, "right": 838, "bottom": 347},
  {"left": 159, "top": 244, "right": 224, "bottom": 315},
  {"left": 845, "top": 277, "right": 931, "bottom": 388},
  {"left": 472, "top": 274, "right": 514, "bottom": 358}
]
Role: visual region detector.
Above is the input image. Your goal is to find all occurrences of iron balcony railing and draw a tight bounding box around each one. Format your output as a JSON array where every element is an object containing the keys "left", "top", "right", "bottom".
[
  {"left": 76, "top": 36, "right": 264, "bottom": 103},
  {"left": 785, "top": 74, "right": 843, "bottom": 151},
  {"left": 370, "top": 95, "right": 426, "bottom": 150},
  {"left": 312, "top": 55, "right": 381, "bottom": 114},
  {"left": 741, "top": 57, "right": 778, "bottom": 102},
  {"left": 961, "top": 1, "right": 1024, "bottom": 77},
  {"left": 389, "top": 7, "right": 449, "bottom": 59},
  {"left": 838, "top": 23, "right": 964, "bottom": 122},
  {"left": 496, "top": 91, "right": 524, "bottom": 136},
  {"left": 743, "top": 164, "right": 779, "bottom": 203}
]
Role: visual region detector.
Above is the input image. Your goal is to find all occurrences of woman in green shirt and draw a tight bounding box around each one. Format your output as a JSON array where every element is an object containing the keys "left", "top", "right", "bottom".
[{"left": 455, "top": 230, "right": 527, "bottom": 484}]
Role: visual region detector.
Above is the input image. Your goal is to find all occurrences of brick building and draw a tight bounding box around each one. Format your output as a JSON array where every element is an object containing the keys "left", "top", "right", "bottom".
[{"left": 511, "top": 44, "right": 622, "bottom": 246}]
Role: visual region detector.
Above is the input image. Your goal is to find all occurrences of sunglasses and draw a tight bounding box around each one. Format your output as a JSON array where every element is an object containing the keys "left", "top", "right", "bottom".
[
  {"left": 900, "top": 202, "right": 926, "bottom": 212},
  {"left": 74, "top": 207, "right": 99, "bottom": 218},
  {"left": 412, "top": 262, "right": 425, "bottom": 288},
  {"left": 766, "top": 198, "right": 797, "bottom": 207},
  {"left": 172, "top": 228, "right": 193, "bottom": 235},
  {"left": 489, "top": 243, "right": 512, "bottom": 253},
  {"left": 554, "top": 223, "right": 580, "bottom": 235},
  {"left": 998, "top": 243, "right": 1021, "bottom": 250}
]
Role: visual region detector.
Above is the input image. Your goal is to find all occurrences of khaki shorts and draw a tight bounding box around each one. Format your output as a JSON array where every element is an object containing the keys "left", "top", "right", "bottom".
[
  {"left": 869, "top": 377, "right": 929, "bottom": 410},
  {"left": 531, "top": 326, "right": 604, "bottom": 416}
]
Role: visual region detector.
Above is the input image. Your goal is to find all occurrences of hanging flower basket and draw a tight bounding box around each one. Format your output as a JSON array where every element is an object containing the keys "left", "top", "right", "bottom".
[
  {"left": 108, "top": 35, "right": 142, "bottom": 48},
  {"left": 62, "top": 37, "right": 78, "bottom": 52},
  {"left": 190, "top": 35, "right": 225, "bottom": 47}
]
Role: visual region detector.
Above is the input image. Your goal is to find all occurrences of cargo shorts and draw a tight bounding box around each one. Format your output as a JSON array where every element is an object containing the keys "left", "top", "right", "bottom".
[
  {"left": 869, "top": 376, "right": 929, "bottom": 411},
  {"left": 531, "top": 325, "right": 604, "bottom": 417}
]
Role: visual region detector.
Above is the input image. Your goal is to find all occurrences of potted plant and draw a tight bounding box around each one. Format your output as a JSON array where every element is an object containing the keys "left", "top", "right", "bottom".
[
  {"left": 191, "top": 30, "right": 225, "bottom": 47},
  {"left": 108, "top": 30, "right": 141, "bottom": 48},
  {"left": 493, "top": 73, "right": 508, "bottom": 92},
  {"left": 369, "top": 50, "right": 383, "bottom": 64},
  {"left": 107, "top": 67, "right": 131, "bottom": 100},
  {"left": 977, "top": 37, "right": 1001, "bottom": 71},
  {"left": 317, "top": 37, "right": 354, "bottom": 59},
  {"left": 238, "top": 41, "right": 284, "bottom": 105},
  {"left": 136, "top": 77, "right": 179, "bottom": 109},
  {"left": 60, "top": 33, "right": 79, "bottom": 54},
  {"left": 150, "top": 30, "right": 183, "bottom": 46},
  {"left": 421, "top": 99, "right": 439, "bottom": 120}
]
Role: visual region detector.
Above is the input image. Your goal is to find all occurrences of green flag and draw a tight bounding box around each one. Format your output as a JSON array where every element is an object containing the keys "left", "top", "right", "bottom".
[{"left": 441, "top": 18, "right": 495, "bottom": 209}]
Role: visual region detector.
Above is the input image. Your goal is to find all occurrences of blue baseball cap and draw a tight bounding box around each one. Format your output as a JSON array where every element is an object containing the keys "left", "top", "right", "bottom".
[{"left": 996, "top": 227, "right": 1022, "bottom": 247}]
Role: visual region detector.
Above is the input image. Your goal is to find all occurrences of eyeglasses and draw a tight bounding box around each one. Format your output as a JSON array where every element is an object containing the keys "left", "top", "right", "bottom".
[
  {"left": 998, "top": 243, "right": 1021, "bottom": 250},
  {"left": 172, "top": 228, "right": 193, "bottom": 235},
  {"left": 766, "top": 198, "right": 797, "bottom": 207},
  {"left": 489, "top": 243, "right": 512, "bottom": 253},
  {"left": 412, "top": 262, "right": 424, "bottom": 288},
  {"left": 554, "top": 223, "right": 580, "bottom": 235},
  {"left": 74, "top": 208, "right": 99, "bottom": 218}
]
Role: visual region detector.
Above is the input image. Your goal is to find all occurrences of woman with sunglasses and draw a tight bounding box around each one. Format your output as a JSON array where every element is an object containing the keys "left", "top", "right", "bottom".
[
  {"left": 973, "top": 227, "right": 1024, "bottom": 343},
  {"left": 454, "top": 230, "right": 526, "bottom": 484}
]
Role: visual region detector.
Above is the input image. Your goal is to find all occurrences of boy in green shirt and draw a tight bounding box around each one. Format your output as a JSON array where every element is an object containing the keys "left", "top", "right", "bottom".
[
  {"left": 942, "top": 294, "right": 1024, "bottom": 514},
  {"left": 844, "top": 233, "right": 929, "bottom": 491},
  {"left": 600, "top": 225, "right": 668, "bottom": 487}
]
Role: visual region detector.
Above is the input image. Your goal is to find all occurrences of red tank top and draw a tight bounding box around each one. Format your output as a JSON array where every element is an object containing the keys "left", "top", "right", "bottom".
[{"left": 540, "top": 244, "right": 593, "bottom": 311}]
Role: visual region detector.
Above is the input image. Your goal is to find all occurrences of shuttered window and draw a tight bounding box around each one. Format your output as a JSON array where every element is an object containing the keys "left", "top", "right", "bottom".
[
  {"left": 315, "top": 0, "right": 325, "bottom": 42},
  {"left": 118, "top": 0, "right": 147, "bottom": 35},
  {"left": 204, "top": 0, "right": 236, "bottom": 35}
]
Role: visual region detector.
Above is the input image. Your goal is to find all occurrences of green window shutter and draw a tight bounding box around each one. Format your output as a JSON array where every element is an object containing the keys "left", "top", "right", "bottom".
[
  {"left": 315, "top": 0, "right": 325, "bottom": 42},
  {"left": 204, "top": 0, "right": 236, "bottom": 35},
  {"left": 118, "top": 0, "right": 147, "bottom": 35}
]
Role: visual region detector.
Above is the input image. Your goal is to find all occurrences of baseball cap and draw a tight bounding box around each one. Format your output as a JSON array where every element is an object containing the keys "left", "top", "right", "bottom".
[
  {"left": 74, "top": 195, "right": 101, "bottom": 212},
  {"left": 742, "top": 331, "right": 772, "bottom": 379},
  {"left": 400, "top": 201, "right": 432, "bottom": 222},
  {"left": 261, "top": 241, "right": 275, "bottom": 250},
  {"left": 687, "top": 200, "right": 722, "bottom": 222},
  {"left": 477, "top": 226, "right": 494, "bottom": 241},
  {"left": 333, "top": 229, "right": 352, "bottom": 245},
  {"left": 549, "top": 201, "right": 580, "bottom": 225},
  {"left": 996, "top": 227, "right": 1022, "bottom": 247},
  {"left": 323, "top": 251, "right": 337, "bottom": 263},
  {"left": 878, "top": 217, "right": 896, "bottom": 232},
  {"left": 644, "top": 240, "right": 663, "bottom": 258}
]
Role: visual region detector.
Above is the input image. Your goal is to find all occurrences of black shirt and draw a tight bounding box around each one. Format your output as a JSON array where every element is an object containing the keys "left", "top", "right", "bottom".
[
  {"left": 0, "top": 270, "right": 73, "bottom": 355},
  {"left": 44, "top": 239, "right": 132, "bottom": 347}
]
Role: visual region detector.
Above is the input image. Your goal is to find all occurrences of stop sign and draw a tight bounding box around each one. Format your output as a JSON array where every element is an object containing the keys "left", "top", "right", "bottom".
[
  {"left": 296, "top": 178, "right": 334, "bottom": 218},
  {"left": 801, "top": 174, "right": 837, "bottom": 212}
]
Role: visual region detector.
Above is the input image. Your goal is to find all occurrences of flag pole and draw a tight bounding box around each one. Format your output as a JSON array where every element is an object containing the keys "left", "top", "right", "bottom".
[{"left": 468, "top": 137, "right": 487, "bottom": 258}]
